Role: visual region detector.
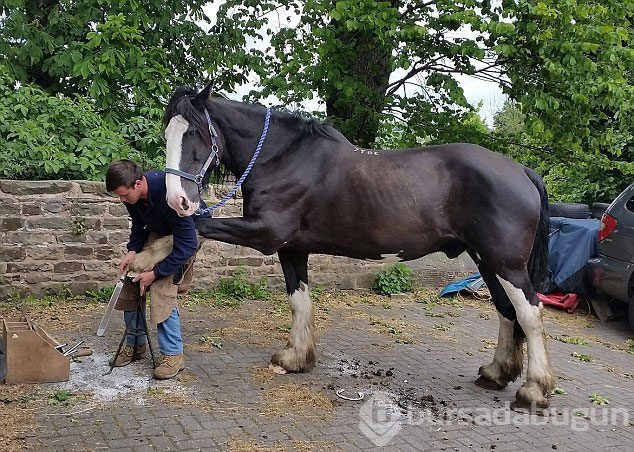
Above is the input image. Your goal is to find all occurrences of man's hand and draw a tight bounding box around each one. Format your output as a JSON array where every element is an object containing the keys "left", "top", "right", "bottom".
[
  {"left": 119, "top": 251, "right": 137, "bottom": 275},
  {"left": 133, "top": 271, "right": 156, "bottom": 296}
]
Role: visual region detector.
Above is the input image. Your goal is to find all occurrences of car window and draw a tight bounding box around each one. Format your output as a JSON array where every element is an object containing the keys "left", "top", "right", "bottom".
[{"left": 626, "top": 196, "right": 634, "bottom": 212}]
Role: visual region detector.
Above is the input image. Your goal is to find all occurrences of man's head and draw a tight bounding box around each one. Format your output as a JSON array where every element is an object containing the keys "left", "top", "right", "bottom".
[{"left": 106, "top": 160, "right": 146, "bottom": 204}]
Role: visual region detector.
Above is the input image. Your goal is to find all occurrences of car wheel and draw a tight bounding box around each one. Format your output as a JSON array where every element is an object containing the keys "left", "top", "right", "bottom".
[
  {"left": 590, "top": 202, "right": 611, "bottom": 219},
  {"left": 549, "top": 202, "right": 591, "bottom": 219}
]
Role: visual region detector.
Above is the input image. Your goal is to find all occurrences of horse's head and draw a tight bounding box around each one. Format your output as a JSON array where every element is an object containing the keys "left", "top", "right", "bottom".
[{"left": 163, "top": 85, "right": 217, "bottom": 216}]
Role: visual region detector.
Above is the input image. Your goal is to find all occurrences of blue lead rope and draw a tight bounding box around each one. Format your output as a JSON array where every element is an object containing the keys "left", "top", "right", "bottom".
[{"left": 197, "top": 107, "right": 272, "bottom": 217}]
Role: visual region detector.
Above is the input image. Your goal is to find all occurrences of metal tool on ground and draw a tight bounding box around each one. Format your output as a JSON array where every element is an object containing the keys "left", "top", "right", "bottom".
[
  {"left": 62, "top": 340, "right": 84, "bottom": 357},
  {"left": 97, "top": 273, "right": 126, "bottom": 337}
]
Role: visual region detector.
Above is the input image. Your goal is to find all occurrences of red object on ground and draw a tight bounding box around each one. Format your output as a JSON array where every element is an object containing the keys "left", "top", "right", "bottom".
[{"left": 537, "top": 292, "right": 581, "bottom": 313}]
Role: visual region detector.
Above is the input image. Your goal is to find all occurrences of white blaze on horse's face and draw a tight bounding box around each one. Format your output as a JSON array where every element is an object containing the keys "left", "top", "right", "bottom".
[{"left": 165, "top": 115, "right": 200, "bottom": 217}]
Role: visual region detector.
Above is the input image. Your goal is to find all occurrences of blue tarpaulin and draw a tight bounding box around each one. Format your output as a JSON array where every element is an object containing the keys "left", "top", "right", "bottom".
[
  {"left": 439, "top": 272, "right": 485, "bottom": 297},
  {"left": 547, "top": 217, "right": 599, "bottom": 293}
]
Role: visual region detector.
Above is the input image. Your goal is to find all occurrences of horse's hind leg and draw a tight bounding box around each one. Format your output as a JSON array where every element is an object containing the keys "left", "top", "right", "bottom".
[
  {"left": 497, "top": 272, "right": 555, "bottom": 410},
  {"left": 269, "top": 249, "right": 316, "bottom": 373},
  {"left": 474, "top": 264, "right": 524, "bottom": 390}
]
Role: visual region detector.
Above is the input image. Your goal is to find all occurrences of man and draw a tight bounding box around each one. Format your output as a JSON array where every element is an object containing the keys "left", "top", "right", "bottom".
[{"left": 105, "top": 160, "right": 204, "bottom": 379}]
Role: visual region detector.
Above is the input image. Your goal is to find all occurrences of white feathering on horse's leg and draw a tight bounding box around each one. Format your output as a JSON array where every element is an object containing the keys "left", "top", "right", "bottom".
[
  {"left": 269, "top": 282, "right": 316, "bottom": 373},
  {"left": 477, "top": 313, "right": 523, "bottom": 389}
]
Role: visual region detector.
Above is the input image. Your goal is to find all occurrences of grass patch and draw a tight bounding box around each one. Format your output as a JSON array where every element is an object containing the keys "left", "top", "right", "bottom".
[
  {"left": 572, "top": 352, "right": 592, "bottom": 362},
  {"left": 186, "top": 267, "right": 271, "bottom": 308},
  {"left": 589, "top": 393, "right": 610, "bottom": 405},
  {"left": 47, "top": 390, "right": 73, "bottom": 407},
  {"left": 553, "top": 335, "right": 588, "bottom": 345}
]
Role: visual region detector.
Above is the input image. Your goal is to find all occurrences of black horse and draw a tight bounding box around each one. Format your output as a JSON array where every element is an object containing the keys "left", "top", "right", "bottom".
[{"left": 162, "top": 85, "right": 555, "bottom": 410}]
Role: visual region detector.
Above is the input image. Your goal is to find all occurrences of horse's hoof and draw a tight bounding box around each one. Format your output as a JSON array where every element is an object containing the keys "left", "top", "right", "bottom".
[
  {"left": 510, "top": 399, "right": 549, "bottom": 416},
  {"left": 512, "top": 384, "right": 550, "bottom": 413},
  {"left": 475, "top": 375, "right": 506, "bottom": 390},
  {"left": 268, "top": 364, "right": 287, "bottom": 375},
  {"left": 271, "top": 347, "right": 315, "bottom": 373}
]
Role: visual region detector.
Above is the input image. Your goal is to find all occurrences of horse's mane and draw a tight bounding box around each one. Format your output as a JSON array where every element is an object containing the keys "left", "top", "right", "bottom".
[{"left": 274, "top": 108, "right": 343, "bottom": 141}]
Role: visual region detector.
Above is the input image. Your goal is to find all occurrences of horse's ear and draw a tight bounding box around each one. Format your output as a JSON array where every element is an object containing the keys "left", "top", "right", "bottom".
[{"left": 193, "top": 83, "right": 212, "bottom": 110}]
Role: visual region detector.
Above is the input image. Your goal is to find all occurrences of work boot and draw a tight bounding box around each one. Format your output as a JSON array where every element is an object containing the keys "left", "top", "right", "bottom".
[
  {"left": 152, "top": 354, "right": 185, "bottom": 380},
  {"left": 109, "top": 344, "right": 147, "bottom": 367}
]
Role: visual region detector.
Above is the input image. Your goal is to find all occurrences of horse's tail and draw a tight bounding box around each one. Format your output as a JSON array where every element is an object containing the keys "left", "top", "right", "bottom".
[{"left": 525, "top": 167, "right": 550, "bottom": 293}]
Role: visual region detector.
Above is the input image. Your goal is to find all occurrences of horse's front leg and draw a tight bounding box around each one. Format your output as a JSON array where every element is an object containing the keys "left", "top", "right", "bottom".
[
  {"left": 269, "top": 249, "right": 316, "bottom": 373},
  {"left": 196, "top": 216, "right": 296, "bottom": 255}
]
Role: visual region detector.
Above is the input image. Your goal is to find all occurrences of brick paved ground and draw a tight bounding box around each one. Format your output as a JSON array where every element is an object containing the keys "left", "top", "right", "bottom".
[{"left": 3, "top": 290, "right": 633, "bottom": 451}]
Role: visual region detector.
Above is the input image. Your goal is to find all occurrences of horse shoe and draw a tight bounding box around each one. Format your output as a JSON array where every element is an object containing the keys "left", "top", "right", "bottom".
[{"left": 336, "top": 388, "right": 364, "bottom": 401}]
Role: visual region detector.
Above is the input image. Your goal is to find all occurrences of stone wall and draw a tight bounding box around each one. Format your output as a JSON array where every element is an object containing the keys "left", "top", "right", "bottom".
[{"left": 0, "top": 180, "right": 476, "bottom": 299}]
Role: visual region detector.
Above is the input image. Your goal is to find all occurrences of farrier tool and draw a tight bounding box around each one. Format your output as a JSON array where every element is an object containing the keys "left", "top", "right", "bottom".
[{"left": 96, "top": 273, "right": 126, "bottom": 336}]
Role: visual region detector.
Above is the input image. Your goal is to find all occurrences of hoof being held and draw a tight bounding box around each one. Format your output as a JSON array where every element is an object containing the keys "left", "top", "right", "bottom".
[
  {"left": 511, "top": 382, "right": 551, "bottom": 412},
  {"left": 270, "top": 347, "right": 315, "bottom": 373}
]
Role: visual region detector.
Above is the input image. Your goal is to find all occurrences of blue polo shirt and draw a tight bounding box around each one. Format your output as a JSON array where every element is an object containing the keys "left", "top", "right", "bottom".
[{"left": 123, "top": 171, "right": 205, "bottom": 279}]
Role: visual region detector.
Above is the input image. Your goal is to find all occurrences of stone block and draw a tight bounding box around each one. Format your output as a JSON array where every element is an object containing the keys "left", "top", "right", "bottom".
[
  {"left": 43, "top": 200, "right": 70, "bottom": 213},
  {"left": 0, "top": 180, "right": 74, "bottom": 195},
  {"left": 109, "top": 204, "right": 128, "bottom": 216},
  {"left": 56, "top": 233, "right": 87, "bottom": 244},
  {"left": 53, "top": 261, "right": 83, "bottom": 273},
  {"left": 24, "top": 272, "right": 54, "bottom": 284},
  {"left": 94, "top": 246, "right": 117, "bottom": 261},
  {"left": 5, "top": 231, "right": 58, "bottom": 244},
  {"left": 84, "top": 231, "right": 110, "bottom": 244},
  {"left": 76, "top": 180, "right": 110, "bottom": 197},
  {"left": 69, "top": 202, "right": 108, "bottom": 216},
  {"left": 26, "top": 217, "right": 72, "bottom": 230},
  {"left": 64, "top": 245, "right": 94, "bottom": 258},
  {"left": 0, "top": 199, "right": 19, "bottom": 215},
  {"left": 107, "top": 231, "right": 130, "bottom": 245},
  {"left": 1, "top": 217, "right": 24, "bottom": 231},
  {"left": 100, "top": 218, "right": 131, "bottom": 230},
  {"left": 22, "top": 203, "right": 42, "bottom": 215},
  {"left": 25, "top": 245, "right": 64, "bottom": 261},
  {"left": 7, "top": 262, "right": 53, "bottom": 273}
]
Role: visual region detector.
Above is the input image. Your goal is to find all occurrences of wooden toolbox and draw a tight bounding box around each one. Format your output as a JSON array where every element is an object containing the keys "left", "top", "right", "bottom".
[{"left": 2, "top": 316, "right": 70, "bottom": 384}]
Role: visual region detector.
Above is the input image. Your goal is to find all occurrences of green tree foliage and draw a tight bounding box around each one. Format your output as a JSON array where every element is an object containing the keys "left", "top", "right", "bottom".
[
  {"left": 487, "top": 0, "right": 634, "bottom": 202},
  {"left": 0, "top": 0, "right": 231, "bottom": 164},
  {"left": 0, "top": 64, "right": 144, "bottom": 180}
]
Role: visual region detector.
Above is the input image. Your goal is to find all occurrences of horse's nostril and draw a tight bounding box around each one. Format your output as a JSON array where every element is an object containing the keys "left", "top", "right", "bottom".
[{"left": 180, "top": 197, "right": 189, "bottom": 210}]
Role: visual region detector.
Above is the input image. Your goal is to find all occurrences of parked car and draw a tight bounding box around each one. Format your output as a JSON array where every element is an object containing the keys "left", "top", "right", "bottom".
[{"left": 587, "top": 182, "right": 634, "bottom": 331}]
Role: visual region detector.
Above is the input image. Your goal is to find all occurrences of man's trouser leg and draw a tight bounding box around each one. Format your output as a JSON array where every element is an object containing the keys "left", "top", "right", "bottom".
[
  {"left": 157, "top": 307, "right": 183, "bottom": 355},
  {"left": 124, "top": 311, "right": 148, "bottom": 347}
]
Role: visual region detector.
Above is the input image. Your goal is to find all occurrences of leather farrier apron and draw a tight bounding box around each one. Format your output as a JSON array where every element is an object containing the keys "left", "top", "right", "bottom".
[{"left": 114, "top": 233, "right": 197, "bottom": 325}]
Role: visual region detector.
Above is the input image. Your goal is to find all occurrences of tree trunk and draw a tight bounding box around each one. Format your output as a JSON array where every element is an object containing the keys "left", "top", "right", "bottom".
[{"left": 325, "top": 28, "right": 392, "bottom": 148}]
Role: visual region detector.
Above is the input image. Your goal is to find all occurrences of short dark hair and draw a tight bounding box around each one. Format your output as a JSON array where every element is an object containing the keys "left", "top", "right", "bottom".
[{"left": 106, "top": 160, "right": 143, "bottom": 192}]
